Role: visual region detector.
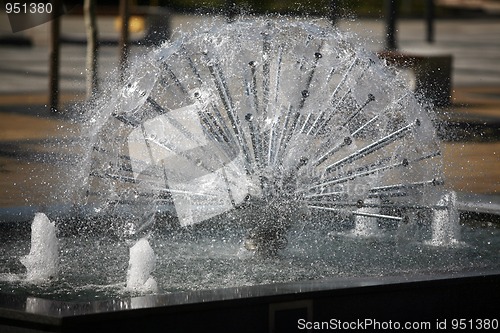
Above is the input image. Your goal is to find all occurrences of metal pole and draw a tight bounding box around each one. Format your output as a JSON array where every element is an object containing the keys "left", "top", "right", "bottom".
[
  {"left": 225, "top": 0, "right": 237, "bottom": 23},
  {"left": 329, "top": 0, "right": 338, "bottom": 26},
  {"left": 84, "top": 0, "right": 99, "bottom": 99},
  {"left": 384, "top": 0, "right": 398, "bottom": 50},
  {"left": 49, "top": 0, "right": 61, "bottom": 112},
  {"left": 426, "top": 0, "right": 435, "bottom": 43},
  {"left": 119, "top": 0, "right": 130, "bottom": 82}
]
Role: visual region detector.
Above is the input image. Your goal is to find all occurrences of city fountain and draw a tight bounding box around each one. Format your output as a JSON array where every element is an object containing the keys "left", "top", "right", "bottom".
[{"left": 1, "top": 18, "right": 499, "bottom": 332}]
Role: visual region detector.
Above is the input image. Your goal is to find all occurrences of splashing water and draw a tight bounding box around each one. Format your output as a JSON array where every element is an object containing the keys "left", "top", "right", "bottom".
[{"left": 81, "top": 19, "right": 447, "bottom": 256}]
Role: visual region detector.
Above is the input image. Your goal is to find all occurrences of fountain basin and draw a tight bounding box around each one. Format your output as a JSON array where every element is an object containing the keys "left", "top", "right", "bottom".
[
  {"left": 1, "top": 271, "right": 499, "bottom": 333},
  {"left": 1, "top": 193, "right": 500, "bottom": 295},
  {"left": 1, "top": 194, "right": 499, "bottom": 332}
]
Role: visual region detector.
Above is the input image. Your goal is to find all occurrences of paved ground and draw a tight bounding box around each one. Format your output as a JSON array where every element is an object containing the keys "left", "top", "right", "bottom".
[{"left": 0, "top": 15, "right": 499, "bottom": 209}]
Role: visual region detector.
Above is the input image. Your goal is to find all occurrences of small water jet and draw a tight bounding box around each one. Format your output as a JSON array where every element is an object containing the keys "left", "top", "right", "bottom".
[
  {"left": 126, "top": 238, "right": 158, "bottom": 293},
  {"left": 353, "top": 197, "right": 382, "bottom": 237},
  {"left": 20, "top": 213, "right": 59, "bottom": 282},
  {"left": 428, "top": 190, "right": 461, "bottom": 246}
]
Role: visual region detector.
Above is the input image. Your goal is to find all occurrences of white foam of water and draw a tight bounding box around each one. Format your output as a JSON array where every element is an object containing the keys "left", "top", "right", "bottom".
[
  {"left": 20, "top": 213, "right": 59, "bottom": 282},
  {"left": 126, "top": 238, "right": 158, "bottom": 293}
]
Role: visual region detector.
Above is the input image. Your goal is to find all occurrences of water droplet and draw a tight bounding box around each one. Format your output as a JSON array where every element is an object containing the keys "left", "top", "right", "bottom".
[
  {"left": 301, "top": 90, "right": 309, "bottom": 98},
  {"left": 314, "top": 52, "right": 322, "bottom": 59}
]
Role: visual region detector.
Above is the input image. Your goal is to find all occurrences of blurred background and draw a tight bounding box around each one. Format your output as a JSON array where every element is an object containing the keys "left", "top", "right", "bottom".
[{"left": 0, "top": 0, "right": 498, "bottom": 211}]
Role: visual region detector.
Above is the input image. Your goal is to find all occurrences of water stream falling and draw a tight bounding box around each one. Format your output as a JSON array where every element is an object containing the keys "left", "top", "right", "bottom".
[{"left": 2, "top": 18, "right": 498, "bottom": 300}]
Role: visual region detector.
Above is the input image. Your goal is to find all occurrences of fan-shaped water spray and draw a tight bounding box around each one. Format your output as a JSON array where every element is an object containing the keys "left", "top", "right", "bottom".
[{"left": 83, "top": 19, "right": 449, "bottom": 256}]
